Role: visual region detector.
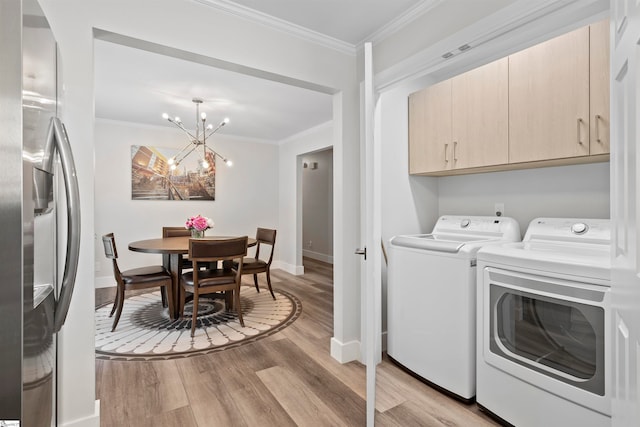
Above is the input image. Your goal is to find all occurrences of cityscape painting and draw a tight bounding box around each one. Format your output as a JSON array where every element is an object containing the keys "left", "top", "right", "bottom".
[{"left": 131, "top": 145, "right": 216, "bottom": 200}]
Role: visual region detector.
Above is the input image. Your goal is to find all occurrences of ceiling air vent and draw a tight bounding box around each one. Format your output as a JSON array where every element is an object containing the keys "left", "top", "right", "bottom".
[
  {"left": 458, "top": 44, "right": 471, "bottom": 51},
  {"left": 442, "top": 52, "right": 454, "bottom": 59}
]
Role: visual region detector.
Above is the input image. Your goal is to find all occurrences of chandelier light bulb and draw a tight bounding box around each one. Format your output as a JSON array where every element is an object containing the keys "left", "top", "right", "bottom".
[
  {"left": 207, "top": 124, "right": 213, "bottom": 130},
  {"left": 201, "top": 159, "right": 209, "bottom": 169},
  {"left": 223, "top": 117, "right": 230, "bottom": 125},
  {"left": 225, "top": 159, "right": 233, "bottom": 167},
  {"left": 170, "top": 164, "right": 177, "bottom": 171},
  {"left": 200, "top": 112, "right": 207, "bottom": 120},
  {"left": 162, "top": 113, "right": 169, "bottom": 120},
  {"left": 168, "top": 157, "right": 175, "bottom": 165},
  {"left": 174, "top": 116, "right": 181, "bottom": 123}
]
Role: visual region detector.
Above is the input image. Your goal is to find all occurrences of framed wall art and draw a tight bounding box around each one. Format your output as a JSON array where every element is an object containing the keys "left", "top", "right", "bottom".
[{"left": 131, "top": 145, "right": 216, "bottom": 200}]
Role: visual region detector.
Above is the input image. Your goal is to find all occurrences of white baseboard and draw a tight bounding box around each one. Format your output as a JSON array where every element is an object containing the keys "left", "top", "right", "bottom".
[
  {"left": 95, "top": 276, "right": 115, "bottom": 288},
  {"left": 302, "top": 249, "right": 334, "bottom": 264},
  {"left": 330, "top": 337, "right": 361, "bottom": 363},
  {"left": 272, "top": 260, "right": 304, "bottom": 275},
  {"left": 61, "top": 400, "right": 100, "bottom": 427}
]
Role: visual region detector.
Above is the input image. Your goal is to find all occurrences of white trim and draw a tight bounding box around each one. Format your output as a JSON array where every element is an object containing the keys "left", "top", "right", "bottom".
[
  {"left": 60, "top": 400, "right": 100, "bottom": 427},
  {"left": 375, "top": 0, "right": 608, "bottom": 91},
  {"left": 277, "top": 120, "right": 333, "bottom": 145},
  {"left": 302, "top": 249, "right": 333, "bottom": 264},
  {"left": 365, "top": 0, "right": 444, "bottom": 45},
  {"left": 95, "top": 117, "right": 281, "bottom": 145},
  {"left": 272, "top": 261, "right": 304, "bottom": 276},
  {"left": 193, "top": 0, "right": 356, "bottom": 55},
  {"left": 330, "top": 337, "right": 361, "bottom": 363}
]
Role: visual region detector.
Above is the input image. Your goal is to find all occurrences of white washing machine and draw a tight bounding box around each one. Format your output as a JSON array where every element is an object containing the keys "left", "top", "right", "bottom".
[
  {"left": 476, "top": 218, "right": 611, "bottom": 427},
  {"left": 387, "top": 215, "right": 521, "bottom": 401}
]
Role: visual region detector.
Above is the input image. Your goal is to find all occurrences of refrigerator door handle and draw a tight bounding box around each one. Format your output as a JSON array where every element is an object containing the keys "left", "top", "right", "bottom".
[{"left": 48, "top": 117, "right": 81, "bottom": 332}]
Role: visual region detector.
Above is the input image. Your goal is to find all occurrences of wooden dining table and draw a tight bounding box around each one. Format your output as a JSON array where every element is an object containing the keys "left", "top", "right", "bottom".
[{"left": 128, "top": 235, "right": 256, "bottom": 320}]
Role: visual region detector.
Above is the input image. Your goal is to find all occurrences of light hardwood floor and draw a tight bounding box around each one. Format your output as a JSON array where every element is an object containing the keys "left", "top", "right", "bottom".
[{"left": 95, "top": 258, "right": 500, "bottom": 426}]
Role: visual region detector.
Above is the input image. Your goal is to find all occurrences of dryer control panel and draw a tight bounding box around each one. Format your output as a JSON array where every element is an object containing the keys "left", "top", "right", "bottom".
[{"left": 524, "top": 218, "right": 611, "bottom": 245}]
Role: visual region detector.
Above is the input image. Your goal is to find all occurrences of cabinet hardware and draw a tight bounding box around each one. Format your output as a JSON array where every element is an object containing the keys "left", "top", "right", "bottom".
[
  {"left": 453, "top": 141, "right": 458, "bottom": 161},
  {"left": 595, "top": 114, "right": 602, "bottom": 143},
  {"left": 444, "top": 143, "right": 449, "bottom": 163},
  {"left": 577, "top": 118, "right": 584, "bottom": 145}
]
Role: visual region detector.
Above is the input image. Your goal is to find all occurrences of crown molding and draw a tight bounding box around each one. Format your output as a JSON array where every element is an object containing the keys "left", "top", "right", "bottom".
[
  {"left": 375, "top": 0, "right": 608, "bottom": 91},
  {"left": 193, "top": 0, "right": 357, "bottom": 55},
  {"left": 363, "top": 0, "right": 444, "bottom": 45}
]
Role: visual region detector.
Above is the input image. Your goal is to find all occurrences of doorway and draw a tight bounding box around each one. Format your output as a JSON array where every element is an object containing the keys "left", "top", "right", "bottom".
[{"left": 301, "top": 147, "right": 334, "bottom": 267}]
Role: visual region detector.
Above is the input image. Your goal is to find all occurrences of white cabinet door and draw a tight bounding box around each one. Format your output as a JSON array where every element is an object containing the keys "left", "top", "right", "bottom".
[{"left": 611, "top": 0, "right": 640, "bottom": 425}]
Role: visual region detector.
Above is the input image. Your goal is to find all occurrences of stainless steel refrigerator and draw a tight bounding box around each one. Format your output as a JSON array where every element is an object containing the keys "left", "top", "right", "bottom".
[{"left": 0, "top": 0, "right": 81, "bottom": 425}]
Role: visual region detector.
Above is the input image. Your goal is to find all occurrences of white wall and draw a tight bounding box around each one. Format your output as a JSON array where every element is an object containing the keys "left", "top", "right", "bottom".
[
  {"left": 94, "top": 119, "right": 279, "bottom": 284},
  {"left": 278, "top": 122, "right": 333, "bottom": 273},
  {"left": 438, "top": 163, "right": 610, "bottom": 234},
  {"left": 302, "top": 148, "right": 334, "bottom": 263}
]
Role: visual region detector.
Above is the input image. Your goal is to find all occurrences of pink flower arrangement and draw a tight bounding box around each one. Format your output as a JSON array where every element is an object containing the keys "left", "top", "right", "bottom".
[{"left": 185, "top": 215, "right": 214, "bottom": 232}]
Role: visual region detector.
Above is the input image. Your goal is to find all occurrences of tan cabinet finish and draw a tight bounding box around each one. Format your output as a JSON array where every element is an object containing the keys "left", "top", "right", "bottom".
[
  {"left": 408, "top": 79, "right": 452, "bottom": 174},
  {"left": 452, "top": 57, "right": 508, "bottom": 169},
  {"left": 508, "top": 26, "right": 590, "bottom": 163},
  {"left": 590, "top": 19, "right": 610, "bottom": 155},
  {"left": 408, "top": 21, "right": 609, "bottom": 176}
]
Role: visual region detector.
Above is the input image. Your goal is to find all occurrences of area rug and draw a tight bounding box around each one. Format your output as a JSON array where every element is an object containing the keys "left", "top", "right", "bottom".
[{"left": 95, "top": 286, "right": 301, "bottom": 361}]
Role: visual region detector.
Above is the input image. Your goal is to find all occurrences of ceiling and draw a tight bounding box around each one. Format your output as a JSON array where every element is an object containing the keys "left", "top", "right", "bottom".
[{"left": 94, "top": 0, "right": 427, "bottom": 142}]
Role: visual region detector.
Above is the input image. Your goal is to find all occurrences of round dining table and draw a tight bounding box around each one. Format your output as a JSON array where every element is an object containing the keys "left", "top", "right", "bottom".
[{"left": 128, "top": 236, "right": 256, "bottom": 319}]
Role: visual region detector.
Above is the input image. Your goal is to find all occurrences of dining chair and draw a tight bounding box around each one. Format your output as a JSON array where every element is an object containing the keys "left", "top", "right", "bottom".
[
  {"left": 235, "top": 228, "right": 277, "bottom": 300},
  {"left": 180, "top": 236, "right": 248, "bottom": 337},
  {"left": 101, "top": 233, "right": 173, "bottom": 332},
  {"left": 162, "top": 226, "right": 193, "bottom": 268}
]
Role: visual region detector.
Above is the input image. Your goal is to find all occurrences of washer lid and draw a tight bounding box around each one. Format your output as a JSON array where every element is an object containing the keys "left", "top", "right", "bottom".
[{"left": 390, "top": 234, "right": 496, "bottom": 253}]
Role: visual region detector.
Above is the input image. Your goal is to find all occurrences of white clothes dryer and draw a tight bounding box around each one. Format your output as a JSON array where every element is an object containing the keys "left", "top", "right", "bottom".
[
  {"left": 476, "top": 218, "right": 611, "bottom": 427},
  {"left": 387, "top": 215, "right": 521, "bottom": 401}
]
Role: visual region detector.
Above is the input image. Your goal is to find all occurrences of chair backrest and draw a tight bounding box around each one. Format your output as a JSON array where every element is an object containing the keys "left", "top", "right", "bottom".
[
  {"left": 102, "top": 233, "right": 118, "bottom": 259},
  {"left": 102, "top": 233, "right": 123, "bottom": 284},
  {"left": 162, "top": 226, "right": 192, "bottom": 238},
  {"left": 255, "top": 228, "right": 276, "bottom": 265},
  {"left": 188, "top": 236, "right": 248, "bottom": 263}
]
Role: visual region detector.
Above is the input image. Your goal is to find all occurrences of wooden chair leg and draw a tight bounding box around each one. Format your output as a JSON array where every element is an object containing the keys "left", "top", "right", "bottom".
[
  {"left": 111, "top": 285, "right": 126, "bottom": 332},
  {"left": 266, "top": 269, "right": 276, "bottom": 300},
  {"left": 163, "top": 283, "right": 174, "bottom": 317},
  {"left": 253, "top": 274, "right": 260, "bottom": 292},
  {"left": 179, "top": 285, "right": 186, "bottom": 317},
  {"left": 235, "top": 289, "right": 244, "bottom": 327},
  {"left": 109, "top": 286, "right": 120, "bottom": 317},
  {"left": 190, "top": 291, "right": 199, "bottom": 337},
  {"left": 160, "top": 286, "right": 168, "bottom": 308}
]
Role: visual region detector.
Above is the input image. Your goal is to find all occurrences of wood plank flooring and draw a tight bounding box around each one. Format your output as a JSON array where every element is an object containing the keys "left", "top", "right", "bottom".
[{"left": 95, "top": 258, "right": 500, "bottom": 426}]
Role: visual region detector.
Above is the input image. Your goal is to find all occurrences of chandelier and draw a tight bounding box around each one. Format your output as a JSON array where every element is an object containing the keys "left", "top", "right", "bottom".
[{"left": 162, "top": 97, "right": 232, "bottom": 170}]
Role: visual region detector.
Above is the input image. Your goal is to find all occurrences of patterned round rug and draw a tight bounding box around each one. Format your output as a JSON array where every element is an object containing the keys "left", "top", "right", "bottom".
[{"left": 95, "top": 286, "right": 301, "bottom": 360}]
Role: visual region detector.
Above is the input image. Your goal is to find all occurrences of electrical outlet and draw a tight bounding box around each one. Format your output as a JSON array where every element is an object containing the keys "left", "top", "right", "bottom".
[
  {"left": 308, "top": 240, "right": 313, "bottom": 248},
  {"left": 495, "top": 202, "right": 505, "bottom": 217}
]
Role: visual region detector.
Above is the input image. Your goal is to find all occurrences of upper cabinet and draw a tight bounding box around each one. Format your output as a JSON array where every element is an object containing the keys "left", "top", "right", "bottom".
[
  {"left": 408, "top": 58, "right": 508, "bottom": 174},
  {"left": 409, "top": 79, "right": 451, "bottom": 174},
  {"left": 408, "top": 19, "right": 610, "bottom": 176},
  {"left": 452, "top": 58, "right": 508, "bottom": 169},
  {"left": 508, "top": 26, "right": 590, "bottom": 163}
]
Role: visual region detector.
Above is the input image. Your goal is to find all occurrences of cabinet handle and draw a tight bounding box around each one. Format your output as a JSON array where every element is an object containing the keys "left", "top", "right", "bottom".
[
  {"left": 453, "top": 141, "right": 458, "bottom": 161},
  {"left": 444, "top": 143, "right": 449, "bottom": 163},
  {"left": 595, "top": 115, "right": 602, "bottom": 144},
  {"left": 577, "top": 118, "right": 584, "bottom": 145}
]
